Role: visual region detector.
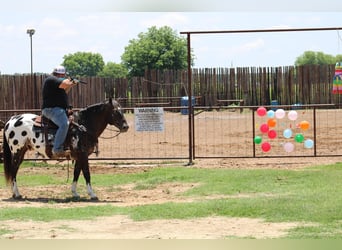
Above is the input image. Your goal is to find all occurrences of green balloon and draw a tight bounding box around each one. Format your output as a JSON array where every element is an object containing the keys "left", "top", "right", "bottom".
[
  {"left": 254, "top": 136, "right": 262, "bottom": 144},
  {"left": 295, "top": 133, "right": 304, "bottom": 143}
]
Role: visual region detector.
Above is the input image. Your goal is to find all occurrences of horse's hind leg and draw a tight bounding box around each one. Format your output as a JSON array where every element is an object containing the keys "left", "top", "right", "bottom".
[{"left": 10, "top": 151, "right": 26, "bottom": 199}]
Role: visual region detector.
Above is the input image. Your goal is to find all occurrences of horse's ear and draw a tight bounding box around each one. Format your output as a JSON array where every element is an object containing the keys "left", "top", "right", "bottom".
[{"left": 108, "top": 97, "right": 113, "bottom": 104}]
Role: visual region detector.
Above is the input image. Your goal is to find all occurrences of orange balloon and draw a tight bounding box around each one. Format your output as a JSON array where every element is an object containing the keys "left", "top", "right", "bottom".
[
  {"left": 267, "top": 118, "right": 277, "bottom": 128},
  {"left": 299, "top": 121, "right": 310, "bottom": 130}
]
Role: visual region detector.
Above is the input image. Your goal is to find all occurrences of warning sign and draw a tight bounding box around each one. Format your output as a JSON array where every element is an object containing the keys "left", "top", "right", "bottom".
[{"left": 134, "top": 107, "right": 164, "bottom": 132}]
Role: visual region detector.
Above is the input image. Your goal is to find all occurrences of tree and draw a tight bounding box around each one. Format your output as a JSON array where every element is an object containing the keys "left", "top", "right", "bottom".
[
  {"left": 121, "top": 26, "right": 190, "bottom": 77},
  {"left": 62, "top": 52, "right": 105, "bottom": 77},
  {"left": 336, "top": 54, "right": 342, "bottom": 63},
  {"left": 98, "top": 62, "right": 128, "bottom": 78},
  {"left": 295, "top": 51, "right": 336, "bottom": 65}
]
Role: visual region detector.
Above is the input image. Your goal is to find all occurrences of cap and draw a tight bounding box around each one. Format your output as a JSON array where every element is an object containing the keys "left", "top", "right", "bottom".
[{"left": 53, "top": 65, "right": 66, "bottom": 74}]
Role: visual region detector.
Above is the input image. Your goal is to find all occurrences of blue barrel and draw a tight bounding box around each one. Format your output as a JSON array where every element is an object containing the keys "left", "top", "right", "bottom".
[
  {"left": 292, "top": 103, "right": 302, "bottom": 110},
  {"left": 271, "top": 100, "right": 278, "bottom": 111},
  {"left": 181, "top": 96, "right": 195, "bottom": 115}
]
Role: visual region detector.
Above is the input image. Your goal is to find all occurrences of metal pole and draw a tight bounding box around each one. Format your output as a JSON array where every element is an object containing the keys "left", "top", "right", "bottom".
[
  {"left": 27, "top": 29, "right": 35, "bottom": 75},
  {"left": 180, "top": 26, "right": 342, "bottom": 35},
  {"left": 186, "top": 33, "right": 193, "bottom": 165},
  {"left": 29, "top": 35, "right": 33, "bottom": 74}
]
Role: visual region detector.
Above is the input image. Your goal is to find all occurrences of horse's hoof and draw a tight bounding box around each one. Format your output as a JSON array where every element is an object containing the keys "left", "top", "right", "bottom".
[
  {"left": 90, "top": 196, "right": 99, "bottom": 201},
  {"left": 12, "top": 194, "right": 23, "bottom": 200},
  {"left": 71, "top": 196, "right": 81, "bottom": 201}
]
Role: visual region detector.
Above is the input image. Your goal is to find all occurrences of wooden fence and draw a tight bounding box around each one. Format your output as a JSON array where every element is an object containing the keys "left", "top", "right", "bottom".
[{"left": 0, "top": 65, "right": 338, "bottom": 110}]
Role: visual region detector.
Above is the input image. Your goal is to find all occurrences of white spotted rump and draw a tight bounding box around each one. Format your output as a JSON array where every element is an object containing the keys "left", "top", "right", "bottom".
[{"left": 4, "top": 113, "right": 49, "bottom": 158}]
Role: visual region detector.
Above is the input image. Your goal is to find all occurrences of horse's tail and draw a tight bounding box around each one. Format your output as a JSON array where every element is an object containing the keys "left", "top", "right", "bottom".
[{"left": 3, "top": 128, "right": 13, "bottom": 184}]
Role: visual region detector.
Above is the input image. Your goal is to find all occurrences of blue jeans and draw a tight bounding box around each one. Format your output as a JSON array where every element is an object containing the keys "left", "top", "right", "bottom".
[{"left": 42, "top": 107, "right": 69, "bottom": 153}]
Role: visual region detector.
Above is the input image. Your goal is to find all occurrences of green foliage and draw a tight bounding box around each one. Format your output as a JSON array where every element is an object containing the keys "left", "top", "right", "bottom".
[
  {"left": 98, "top": 62, "right": 128, "bottom": 78},
  {"left": 121, "top": 26, "right": 190, "bottom": 77},
  {"left": 336, "top": 54, "right": 342, "bottom": 63},
  {"left": 62, "top": 52, "right": 105, "bottom": 77},
  {"left": 295, "top": 51, "right": 337, "bottom": 65}
]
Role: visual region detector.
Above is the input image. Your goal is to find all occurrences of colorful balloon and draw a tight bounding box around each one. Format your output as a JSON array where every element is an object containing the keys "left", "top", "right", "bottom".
[
  {"left": 267, "top": 110, "right": 275, "bottom": 118},
  {"left": 260, "top": 123, "right": 269, "bottom": 133},
  {"left": 268, "top": 129, "right": 277, "bottom": 139},
  {"left": 256, "top": 106, "right": 267, "bottom": 117},
  {"left": 267, "top": 118, "right": 277, "bottom": 128},
  {"left": 295, "top": 133, "right": 304, "bottom": 143},
  {"left": 283, "top": 128, "right": 292, "bottom": 139},
  {"left": 261, "top": 142, "right": 271, "bottom": 152},
  {"left": 304, "top": 139, "right": 314, "bottom": 149},
  {"left": 275, "top": 109, "right": 285, "bottom": 119},
  {"left": 299, "top": 121, "right": 310, "bottom": 130},
  {"left": 254, "top": 136, "right": 262, "bottom": 144},
  {"left": 283, "top": 142, "right": 294, "bottom": 153},
  {"left": 287, "top": 110, "right": 298, "bottom": 121}
]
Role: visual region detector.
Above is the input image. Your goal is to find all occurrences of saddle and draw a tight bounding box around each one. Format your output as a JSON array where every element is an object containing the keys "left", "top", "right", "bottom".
[
  {"left": 33, "top": 113, "right": 74, "bottom": 131},
  {"left": 32, "top": 110, "right": 96, "bottom": 159},
  {"left": 32, "top": 110, "right": 78, "bottom": 158},
  {"left": 33, "top": 115, "right": 58, "bottom": 130}
]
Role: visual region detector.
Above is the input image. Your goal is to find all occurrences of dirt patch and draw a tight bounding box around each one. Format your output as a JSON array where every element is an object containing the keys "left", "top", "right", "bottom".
[
  {"left": 192, "top": 157, "right": 342, "bottom": 169},
  {"left": 1, "top": 215, "right": 308, "bottom": 239}
]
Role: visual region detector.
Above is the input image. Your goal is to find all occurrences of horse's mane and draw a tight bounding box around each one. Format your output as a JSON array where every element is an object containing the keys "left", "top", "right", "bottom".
[
  {"left": 77, "top": 100, "right": 111, "bottom": 123},
  {"left": 80, "top": 101, "right": 106, "bottom": 114}
]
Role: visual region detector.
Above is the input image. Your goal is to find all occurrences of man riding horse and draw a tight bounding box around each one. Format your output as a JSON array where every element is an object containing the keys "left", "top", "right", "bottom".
[{"left": 42, "top": 66, "right": 79, "bottom": 159}]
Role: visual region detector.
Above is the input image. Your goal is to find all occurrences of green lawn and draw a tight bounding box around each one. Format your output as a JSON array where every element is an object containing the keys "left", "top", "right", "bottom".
[{"left": 1, "top": 161, "right": 342, "bottom": 238}]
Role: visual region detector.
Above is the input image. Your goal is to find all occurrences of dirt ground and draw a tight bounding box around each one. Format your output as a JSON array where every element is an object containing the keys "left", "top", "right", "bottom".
[{"left": 1, "top": 108, "right": 341, "bottom": 239}]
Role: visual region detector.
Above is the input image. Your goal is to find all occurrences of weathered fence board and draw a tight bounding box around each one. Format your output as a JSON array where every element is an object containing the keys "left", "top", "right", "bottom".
[{"left": 0, "top": 65, "right": 337, "bottom": 111}]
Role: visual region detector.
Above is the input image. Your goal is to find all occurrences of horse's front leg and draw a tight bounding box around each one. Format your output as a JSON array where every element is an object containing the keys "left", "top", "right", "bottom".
[
  {"left": 82, "top": 159, "right": 98, "bottom": 200},
  {"left": 71, "top": 160, "right": 81, "bottom": 199},
  {"left": 73, "top": 153, "right": 98, "bottom": 200}
]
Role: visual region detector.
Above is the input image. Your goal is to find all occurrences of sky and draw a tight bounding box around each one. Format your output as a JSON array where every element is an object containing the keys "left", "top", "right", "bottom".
[{"left": 1, "top": 0, "right": 342, "bottom": 74}]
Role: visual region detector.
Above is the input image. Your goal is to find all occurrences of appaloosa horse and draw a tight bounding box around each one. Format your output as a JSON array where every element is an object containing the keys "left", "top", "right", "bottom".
[{"left": 3, "top": 98, "right": 129, "bottom": 200}]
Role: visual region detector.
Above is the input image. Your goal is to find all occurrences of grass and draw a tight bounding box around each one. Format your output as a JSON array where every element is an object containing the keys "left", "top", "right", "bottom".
[
  {"left": 1, "top": 161, "right": 342, "bottom": 238},
  {"left": 0, "top": 161, "right": 68, "bottom": 187}
]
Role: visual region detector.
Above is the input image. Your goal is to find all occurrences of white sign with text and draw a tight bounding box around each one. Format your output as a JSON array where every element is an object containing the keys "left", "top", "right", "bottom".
[{"left": 134, "top": 107, "right": 164, "bottom": 132}]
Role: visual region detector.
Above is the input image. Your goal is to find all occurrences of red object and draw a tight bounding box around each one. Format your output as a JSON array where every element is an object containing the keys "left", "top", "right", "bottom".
[
  {"left": 268, "top": 129, "right": 277, "bottom": 139},
  {"left": 261, "top": 142, "right": 271, "bottom": 152},
  {"left": 260, "top": 123, "right": 269, "bottom": 133}
]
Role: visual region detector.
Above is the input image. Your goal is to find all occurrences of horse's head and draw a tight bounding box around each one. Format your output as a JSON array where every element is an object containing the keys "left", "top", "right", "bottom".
[{"left": 108, "top": 98, "right": 129, "bottom": 132}]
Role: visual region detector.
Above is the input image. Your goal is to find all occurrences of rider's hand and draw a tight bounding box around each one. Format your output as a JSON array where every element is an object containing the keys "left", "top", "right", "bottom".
[{"left": 72, "top": 79, "right": 80, "bottom": 84}]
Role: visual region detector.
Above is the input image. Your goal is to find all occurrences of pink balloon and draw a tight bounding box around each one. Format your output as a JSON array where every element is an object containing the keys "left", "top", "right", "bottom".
[
  {"left": 287, "top": 110, "right": 298, "bottom": 121},
  {"left": 261, "top": 142, "right": 271, "bottom": 152},
  {"left": 260, "top": 123, "right": 269, "bottom": 133},
  {"left": 283, "top": 142, "right": 294, "bottom": 153},
  {"left": 268, "top": 129, "right": 277, "bottom": 139},
  {"left": 275, "top": 109, "right": 285, "bottom": 119},
  {"left": 256, "top": 107, "right": 267, "bottom": 117}
]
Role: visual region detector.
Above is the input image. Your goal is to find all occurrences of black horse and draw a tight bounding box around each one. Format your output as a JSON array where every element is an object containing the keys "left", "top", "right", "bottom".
[{"left": 3, "top": 98, "right": 129, "bottom": 200}]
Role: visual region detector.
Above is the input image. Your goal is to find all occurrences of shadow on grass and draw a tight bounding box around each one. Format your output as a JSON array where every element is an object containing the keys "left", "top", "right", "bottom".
[{"left": 1, "top": 196, "right": 123, "bottom": 204}]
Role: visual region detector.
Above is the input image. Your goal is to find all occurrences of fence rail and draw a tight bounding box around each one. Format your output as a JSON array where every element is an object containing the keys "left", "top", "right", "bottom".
[{"left": 0, "top": 104, "right": 341, "bottom": 163}]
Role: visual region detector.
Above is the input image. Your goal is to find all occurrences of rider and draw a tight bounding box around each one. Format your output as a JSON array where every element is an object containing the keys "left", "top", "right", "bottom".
[{"left": 42, "top": 65, "right": 79, "bottom": 159}]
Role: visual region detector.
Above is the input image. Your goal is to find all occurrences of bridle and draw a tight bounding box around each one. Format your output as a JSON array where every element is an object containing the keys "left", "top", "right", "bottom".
[{"left": 99, "top": 126, "right": 121, "bottom": 139}]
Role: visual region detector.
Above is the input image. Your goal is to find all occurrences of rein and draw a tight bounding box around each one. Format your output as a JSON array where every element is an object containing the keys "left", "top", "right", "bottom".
[{"left": 99, "top": 126, "right": 121, "bottom": 139}]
